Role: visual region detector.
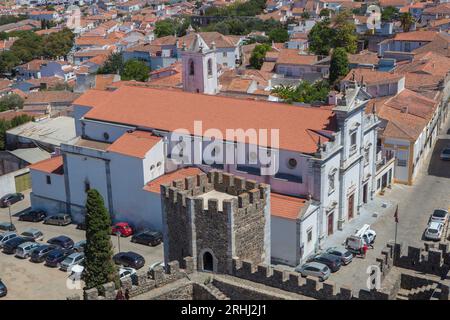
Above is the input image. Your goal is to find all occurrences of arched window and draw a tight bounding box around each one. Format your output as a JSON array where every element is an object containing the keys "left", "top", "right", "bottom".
[
  {"left": 207, "top": 58, "right": 213, "bottom": 76},
  {"left": 189, "top": 59, "right": 195, "bottom": 75}
]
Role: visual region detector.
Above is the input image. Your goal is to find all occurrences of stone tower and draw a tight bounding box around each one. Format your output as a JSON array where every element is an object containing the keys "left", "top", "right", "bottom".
[
  {"left": 181, "top": 34, "right": 219, "bottom": 95},
  {"left": 160, "top": 170, "right": 271, "bottom": 274}
]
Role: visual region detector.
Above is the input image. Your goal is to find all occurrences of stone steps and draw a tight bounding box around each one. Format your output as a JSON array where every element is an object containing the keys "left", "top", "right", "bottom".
[
  {"left": 396, "top": 283, "right": 438, "bottom": 300},
  {"left": 206, "top": 283, "right": 230, "bottom": 300}
]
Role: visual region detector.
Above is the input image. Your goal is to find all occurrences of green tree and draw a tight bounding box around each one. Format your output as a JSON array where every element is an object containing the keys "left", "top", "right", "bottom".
[
  {"left": 271, "top": 80, "right": 330, "bottom": 104},
  {"left": 155, "top": 19, "right": 176, "bottom": 38},
  {"left": 333, "top": 11, "right": 357, "bottom": 53},
  {"left": 308, "top": 19, "right": 335, "bottom": 55},
  {"left": 400, "top": 12, "right": 414, "bottom": 32},
  {"left": 329, "top": 47, "right": 349, "bottom": 84},
  {"left": 249, "top": 43, "right": 271, "bottom": 69},
  {"left": 319, "top": 8, "right": 331, "bottom": 17},
  {"left": 84, "top": 189, "right": 118, "bottom": 290},
  {"left": 301, "top": 12, "right": 310, "bottom": 20},
  {"left": 120, "top": 59, "right": 150, "bottom": 82},
  {"left": 0, "top": 51, "right": 20, "bottom": 74},
  {"left": 10, "top": 31, "right": 43, "bottom": 62},
  {"left": 43, "top": 28, "right": 75, "bottom": 59},
  {"left": 268, "top": 28, "right": 289, "bottom": 43},
  {"left": 0, "top": 93, "right": 24, "bottom": 112},
  {"left": 381, "top": 6, "right": 399, "bottom": 22},
  {"left": 0, "top": 114, "right": 33, "bottom": 150},
  {"left": 97, "top": 53, "right": 124, "bottom": 75}
]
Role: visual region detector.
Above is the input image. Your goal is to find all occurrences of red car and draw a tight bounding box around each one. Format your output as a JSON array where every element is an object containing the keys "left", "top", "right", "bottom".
[{"left": 112, "top": 222, "right": 133, "bottom": 237}]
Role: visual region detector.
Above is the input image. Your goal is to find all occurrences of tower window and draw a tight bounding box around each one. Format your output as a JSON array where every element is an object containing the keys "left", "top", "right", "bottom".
[
  {"left": 207, "top": 58, "right": 213, "bottom": 76},
  {"left": 189, "top": 59, "right": 195, "bottom": 75}
]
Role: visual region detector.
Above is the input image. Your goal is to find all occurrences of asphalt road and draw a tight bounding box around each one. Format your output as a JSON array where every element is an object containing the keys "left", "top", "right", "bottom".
[{"left": 0, "top": 192, "right": 164, "bottom": 300}]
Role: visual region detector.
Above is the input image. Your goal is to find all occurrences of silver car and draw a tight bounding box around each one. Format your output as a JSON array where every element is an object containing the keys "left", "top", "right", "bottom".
[
  {"left": 326, "top": 247, "right": 353, "bottom": 265},
  {"left": 425, "top": 221, "right": 444, "bottom": 241},
  {"left": 60, "top": 252, "right": 85, "bottom": 271},
  {"left": 440, "top": 147, "right": 450, "bottom": 160},
  {"left": 20, "top": 228, "right": 44, "bottom": 241},
  {"left": 430, "top": 209, "right": 448, "bottom": 224},
  {"left": 295, "top": 262, "right": 331, "bottom": 281},
  {"left": 0, "top": 232, "right": 17, "bottom": 248},
  {"left": 15, "top": 241, "right": 40, "bottom": 259}
]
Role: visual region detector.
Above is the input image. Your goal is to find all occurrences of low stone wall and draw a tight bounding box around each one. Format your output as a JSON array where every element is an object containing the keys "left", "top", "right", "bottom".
[
  {"left": 77, "top": 257, "right": 195, "bottom": 300},
  {"left": 212, "top": 278, "right": 292, "bottom": 300}
]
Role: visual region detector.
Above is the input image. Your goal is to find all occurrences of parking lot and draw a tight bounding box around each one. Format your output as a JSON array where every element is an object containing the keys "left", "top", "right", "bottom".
[{"left": 0, "top": 191, "right": 164, "bottom": 300}]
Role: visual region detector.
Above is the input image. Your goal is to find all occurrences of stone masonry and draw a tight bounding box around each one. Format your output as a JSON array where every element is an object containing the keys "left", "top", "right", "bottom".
[{"left": 161, "top": 170, "right": 271, "bottom": 274}]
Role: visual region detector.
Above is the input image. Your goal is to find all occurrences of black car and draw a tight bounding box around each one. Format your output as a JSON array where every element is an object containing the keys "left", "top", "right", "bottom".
[
  {"left": 312, "top": 253, "right": 342, "bottom": 273},
  {"left": 113, "top": 251, "right": 145, "bottom": 269},
  {"left": 19, "top": 210, "right": 47, "bottom": 222},
  {"left": 0, "top": 279, "right": 7, "bottom": 297},
  {"left": 2, "top": 237, "right": 34, "bottom": 254},
  {"left": 0, "top": 193, "right": 24, "bottom": 207},
  {"left": 47, "top": 236, "right": 74, "bottom": 250},
  {"left": 44, "top": 248, "right": 74, "bottom": 267},
  {"left": 131, "top": 230, "right": 163, "bottom": 246},
  {"left": 30, "top": 244, "right": 57, "bottom": 263}
]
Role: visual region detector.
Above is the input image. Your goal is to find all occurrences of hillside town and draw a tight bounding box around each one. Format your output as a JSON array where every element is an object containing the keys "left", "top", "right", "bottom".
[{"left": 0, "top": 0, "right": 449, "bottom": 304}]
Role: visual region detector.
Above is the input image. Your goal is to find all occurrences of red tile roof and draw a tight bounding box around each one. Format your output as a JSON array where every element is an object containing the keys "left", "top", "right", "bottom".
[
  {"left": 107, "top": 130, "right": 162, "bottom": 158},
  {"left": 28, "top": 156, "right": 64, "bottom": 174},
  {"left": 75, "top": 86, "right": 337, "bottom": 154},
  {"left": 393, "top": 31, "right": 438, "bottom": 42},
  {"left": 143, "top": 167, "right": 203, "bottom": 193},
  {"left": 276, "top": 49, "right": 318, "bottom": 65},
  {"left": 270, "top": 193, "right": 307, "bottom": 220}
]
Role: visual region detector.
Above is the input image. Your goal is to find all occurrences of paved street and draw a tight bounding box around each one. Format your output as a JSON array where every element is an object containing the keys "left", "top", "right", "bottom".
[
  {"left": 327, "top": 118, "right": 450, "bottom": 291},
  {"left": 0, "top": 192, "right": 163, "bottom": 300}
]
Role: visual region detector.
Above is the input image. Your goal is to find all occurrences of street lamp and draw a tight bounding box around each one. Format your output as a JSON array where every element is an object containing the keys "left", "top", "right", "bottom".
[{"left": 115, "top": 231, "right": 121, "bottom": 252}]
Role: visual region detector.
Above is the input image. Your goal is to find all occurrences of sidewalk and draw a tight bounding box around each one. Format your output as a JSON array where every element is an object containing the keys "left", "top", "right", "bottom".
[{"left": 321, "top": 190, "right": 398, "bottom": 250}]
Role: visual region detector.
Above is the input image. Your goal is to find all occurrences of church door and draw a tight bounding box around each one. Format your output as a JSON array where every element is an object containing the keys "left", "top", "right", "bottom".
[{"left": 203, "top": 251, "right": 213, "bottom": 272}]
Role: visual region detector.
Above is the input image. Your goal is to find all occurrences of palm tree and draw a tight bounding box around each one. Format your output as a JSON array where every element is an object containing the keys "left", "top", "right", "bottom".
[{"left": 400, "top": 12, "right": 414, "bottom": 32}]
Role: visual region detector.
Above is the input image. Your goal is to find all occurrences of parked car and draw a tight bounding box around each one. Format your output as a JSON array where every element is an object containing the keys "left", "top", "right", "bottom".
[
  {"left": 430, "top": 209, "right": 449, "bottom": 224},
  {"left": 112, "top": 222, "right": 134, "bottom": 237},
  {"left": 15, "top": 241, "right": 40, "bottom": 259},
  {"left": 131, "top": 230, "right": 163, "bottom": 246},
  {"left": 47, "top": 236, "right": 74, "bottom": 249},
  {"left": 20, "top": 228, "right": 44, "bottom": 241},
  {"left": 311, "top": 253, "right": 342, "bottom": 272},
  {"left": 326, "top": 247, "right": 353, "bottom": 265},
  {"left": 295, "top": 262, "right": 331, "bottom": 282},
  {"left": 0, "top": 279, "right": 7, "bottom": 297},
  {"left": 30, "top": 244, "right": 57, "bottom": 263},
  {"left": 3, "top": 237, "right": 34, "bottom": 254},
  {"left": 60, "top": 252, "right": 85, "bottom": 271},
  {"left": 0, "top": 232, "right": 17, "bottom": 248},
  {"left": 425, "top": 221, "right": 444, "bottom": 241},
  {"left": 119, "top": 267, "right": 137, "bottom": 281},
  {"left": 44, "top": 214, "right": 72, "bottom": 226},
  {"left": 113, "top": 251, "right": 145, "bottom": 269},
  {"left": 0, "top": 193, "right": 24, "bottom": 207},
  {"left": 73, "top": 240, "right": 86, "bottom": 252},
  {"left": 0, "top": 222, "right": 16, "bottom": 232},
  {"left": 45, "top": 248, "right": 73, "bottom": 267},
  {"left": 19, "top": 210, "right": 47, "bottom": 222},
  {"left": 440, "top": 146, "right": 450, "bottom": 161}
]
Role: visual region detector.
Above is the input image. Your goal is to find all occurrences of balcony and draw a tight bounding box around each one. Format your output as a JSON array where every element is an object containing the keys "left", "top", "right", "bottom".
[{"left": 376, "top": 150, "right": 395, "bottom": 172}]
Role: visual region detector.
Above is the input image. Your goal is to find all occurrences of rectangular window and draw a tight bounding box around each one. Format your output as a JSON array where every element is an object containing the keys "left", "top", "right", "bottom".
[
  {"left": 307, "top": 227, "right": 313, "bottom": 242},
  {"left": 46, "top": 175, "right": 51, "bottom": 184},
  {"left": 350, "top": 132, "right": 357, "bottom": 155},
  {"left": 222, "top": 52, "right": 227, "bottom": 57},
  {"left": 364, "top": 148, "right": 370, "bottom": 166}
]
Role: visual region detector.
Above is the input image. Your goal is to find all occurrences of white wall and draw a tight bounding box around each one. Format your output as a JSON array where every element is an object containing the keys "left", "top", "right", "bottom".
[
  {"left": 271, "top": 216, "right": 298, "bottom": 266},
  {"left": 0, "top": 168, "right": 29, "bottom": 197}
]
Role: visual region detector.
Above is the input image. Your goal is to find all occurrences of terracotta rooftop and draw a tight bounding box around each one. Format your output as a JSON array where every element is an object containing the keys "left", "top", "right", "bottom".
[
  {"left": 107, "top": 130, "right": 162, "bottom": 159},
  {"left": 348, "top": 50, "right": 380, "bottom": 65},
  {"left": 270, "top": 193, "right": 308, "bottom": 220},
  {"left": 74, "top": 86, "right": 336, "bottom": 154},
  {"left": 28, "top": 155, "right": 64, "bottom": 175},
  {"left": 392, "top": 31, "right": 438, "bottom": 42},
  {"left": 143, "top": 167, "right": 203, "bottom": 193},
  {"left": 276, "top": 49, "right": 318, "bottom": 65},
  {"left": 343, "top": 68, "right": 404, "bottom": 86}
]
